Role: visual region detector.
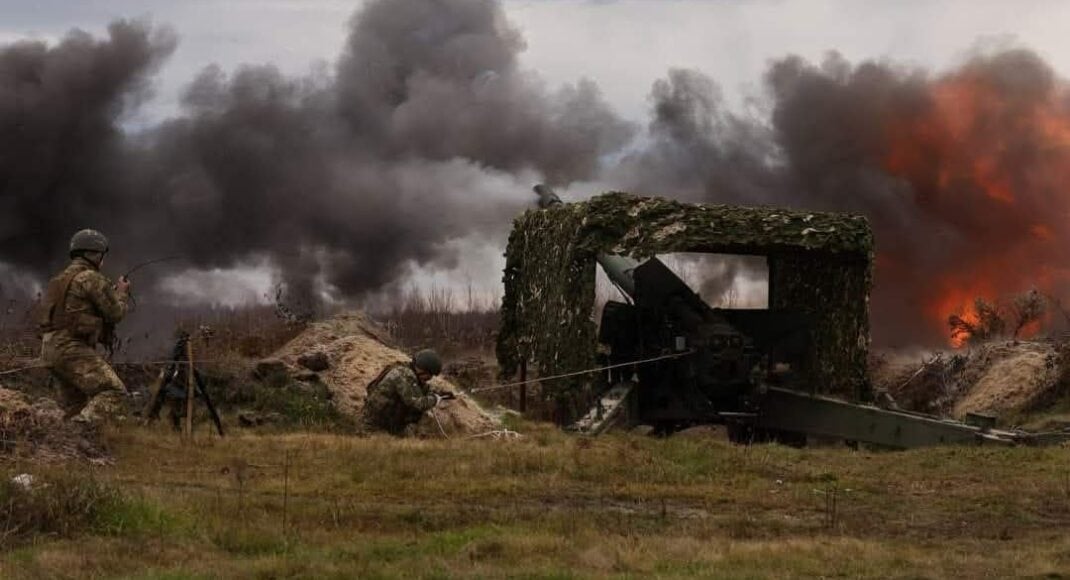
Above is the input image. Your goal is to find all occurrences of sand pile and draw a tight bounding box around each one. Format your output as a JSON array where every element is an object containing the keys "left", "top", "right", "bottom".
[
  {"left": 877, "top": 340, "right": 1067, "bottom": 420},
  {"left": 952, "top": 342, "right": 1059, "bottom": 418},
  {"left": 271, "top": 311, "right": 498, "bottom": 436},
  {"left": 0, "top": 387, "right": 108, "bottom": 463}
]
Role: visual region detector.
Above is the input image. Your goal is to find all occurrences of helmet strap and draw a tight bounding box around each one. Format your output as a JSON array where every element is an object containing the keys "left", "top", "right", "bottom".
[{"left": 79, "top": 251, "right": 104, "bottom": 269}]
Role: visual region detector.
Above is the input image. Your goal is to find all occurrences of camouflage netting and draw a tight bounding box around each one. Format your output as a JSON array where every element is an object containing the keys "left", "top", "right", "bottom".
[{"left": 497, "top": 192, "right": 874, "bottom": 418}]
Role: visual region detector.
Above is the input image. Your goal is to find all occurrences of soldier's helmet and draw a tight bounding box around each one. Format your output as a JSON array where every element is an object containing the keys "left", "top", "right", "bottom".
[
  {"left": 69, "top": 229, "right": 109, "bottom": 255},
  {"left": 412, "top": 349, "right": 443, "bottom": 376}
]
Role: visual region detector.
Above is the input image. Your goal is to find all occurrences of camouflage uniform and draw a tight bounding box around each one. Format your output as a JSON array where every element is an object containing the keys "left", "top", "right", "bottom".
[
  {"left": 39, "top": 257, "right": 130, "bottom": 422},
  {"left": 361, "top": 363, "right": 437, "bottom": 436}
]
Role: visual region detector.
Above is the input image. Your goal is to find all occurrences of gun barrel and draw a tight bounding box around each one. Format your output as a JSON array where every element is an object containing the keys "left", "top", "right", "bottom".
[
  {"left": 533, "top": 185, "right": 639, "bottom": 298},
  {"left": 534, "top": 184, "right": 563, "bottom": 208},
  {"left": 597, "top": 254, "right": 639, "bottom": 298}
]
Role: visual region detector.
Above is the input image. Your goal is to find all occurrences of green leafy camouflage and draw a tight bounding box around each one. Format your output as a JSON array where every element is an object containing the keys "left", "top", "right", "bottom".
[{"left": 498, "top": 192, "right": 874, "bottom": 418}]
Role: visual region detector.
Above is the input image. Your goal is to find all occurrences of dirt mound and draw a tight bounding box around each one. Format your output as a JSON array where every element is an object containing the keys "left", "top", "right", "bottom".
[
  {"left": 953, "top": 342, "right": 1059, "bottom": 418},
  {"left": 878, "top": 340, "right": 1067, "bottom": 420},
  {"left": 0, "top": 387, "right": 108, "bottom": 463},
  {"left": 272, "top": 312, "right": 498, "bottom": 436},
  {"left": 871, "top": 350, "right": 950, "bottom": 414}
]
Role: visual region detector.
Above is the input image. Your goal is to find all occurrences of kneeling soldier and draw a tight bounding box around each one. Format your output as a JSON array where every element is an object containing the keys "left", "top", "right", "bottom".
[
  {"left": 362, "top": 349, "right": 448, "bottom": 436},
  {"left": 38, "top": 229, "right": 130, "bottom": 424}
]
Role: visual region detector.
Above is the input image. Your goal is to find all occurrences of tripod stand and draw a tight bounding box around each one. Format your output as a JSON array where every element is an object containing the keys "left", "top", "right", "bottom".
[{"left": 142, "top": 331, "right": 225, "bottom": 437}]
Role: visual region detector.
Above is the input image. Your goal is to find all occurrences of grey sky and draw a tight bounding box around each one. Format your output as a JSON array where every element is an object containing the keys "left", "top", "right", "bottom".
[
  {"left": 5, "top": 0, "right": 1070, "bottom": 307},
  {"left": 5, "top": 0, "right": 1070, "bottom": 125}
]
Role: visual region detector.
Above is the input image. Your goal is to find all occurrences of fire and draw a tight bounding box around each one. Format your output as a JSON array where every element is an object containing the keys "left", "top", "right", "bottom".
[
  {"left": 932, "top": 274, "right": 995, "bottom": 348},
  {"left": 879, "top": 62, "right": 1070, "bottom": 346}
]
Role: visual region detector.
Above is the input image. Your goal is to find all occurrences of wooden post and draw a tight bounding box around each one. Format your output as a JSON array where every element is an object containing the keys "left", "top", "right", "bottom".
[
  {"left": 141, "top": 368, "right": 168, "bottom": 422},
  {"left": 519, "top": 359, "right": 527, "bottom": 414},
  {"left": 283, "top": 450, "right": 292, "bottom": 541},
  {"left": 185, "top": 339, "right": 195, "bottom": 439}
]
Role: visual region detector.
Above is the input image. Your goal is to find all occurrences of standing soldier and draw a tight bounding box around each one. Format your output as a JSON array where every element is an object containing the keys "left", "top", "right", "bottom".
[
  {"left": 38, "top": 229, "right": 131, "bottom": 424},
  {"left": 362, "top": 349, "right": 448, "bottom": 436}
]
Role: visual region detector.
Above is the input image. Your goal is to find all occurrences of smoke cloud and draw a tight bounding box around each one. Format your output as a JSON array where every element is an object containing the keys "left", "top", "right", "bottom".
[
  {"left": 0, "top": 21, "right": 176, "bottom": 272},
  {"left": 617, "top": 50, "right": 1070, "bottom": 345},
  {"left": 2, "top": 0, "right": 1069, "bottom": 347},
  {"left": 0, "top": 0, "right": 631, "bottom": 315}
]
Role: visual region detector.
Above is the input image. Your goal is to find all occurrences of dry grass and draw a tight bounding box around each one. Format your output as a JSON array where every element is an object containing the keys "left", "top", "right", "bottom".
[
  {"left": 3, "top": 422, "right": 1070, "bottom": 578},
  {"left": 375, "top": 285, "right": 499, "bottom": 359},
  {"left": 5, "top": 298, "right": 1070, "bottom": 577},
  {"left": 0, "top": 296, "right": 39, "bottom": 373},
  {"left": 169, "top": 305, "right": 308, "bottom": 360},
  {"left": 0, "top": 472, "right": 170, "bottom": 549}
]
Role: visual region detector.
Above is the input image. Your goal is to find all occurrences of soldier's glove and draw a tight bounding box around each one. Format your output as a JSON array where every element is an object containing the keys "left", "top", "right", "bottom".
[{"left": 433, "top": 392, "right": 456, "bottom": 406}]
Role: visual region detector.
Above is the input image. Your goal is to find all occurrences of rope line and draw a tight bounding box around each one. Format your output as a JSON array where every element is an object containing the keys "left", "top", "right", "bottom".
[
  {"left": 123, "top": 255, "right": 183, "bottom": 278},
  {"left": 0, "top": 357, "right": 242, "bottom": 377},
  {"left": 467, "top": 429, "right": 522, "bottom": 440},
  {"left": 430, "top": 408, "right": 450, "bottom": 440},
  {"left": 467, "top": 350, "right": 694, "bottom": 393},
  {"left": 2, "top": 349, "right": 695, "bottom": 397}
]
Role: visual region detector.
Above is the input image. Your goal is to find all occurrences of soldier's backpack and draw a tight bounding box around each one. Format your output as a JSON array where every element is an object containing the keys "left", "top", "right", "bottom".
[
  {"left": 37, "top": 262, "right": 95, "bottom": 339},
  {"left": 365, "top": 362, "right": 408, "bottom": 396}
]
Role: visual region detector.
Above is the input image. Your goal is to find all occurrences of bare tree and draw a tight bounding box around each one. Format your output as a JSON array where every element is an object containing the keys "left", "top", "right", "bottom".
[
  {"left": 948, "top": 298, "right": 1006, "bottom": 346},
  {"left": 1009, "top": 289, "right": 1046, "bottom": 339}
]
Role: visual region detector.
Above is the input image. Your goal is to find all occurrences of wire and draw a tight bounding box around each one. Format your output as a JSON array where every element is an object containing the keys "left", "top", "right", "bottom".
[
  {"left": 0, "top": 356, "right": 241, "bottom": 377},
  {"left": 467, "top": 350, "right": 694, "bottom": 394},
  {"left": 467, "top": 429, "right": 522, "bottom": 440},
  {"left": 3, "top": 347, "right": 694, "bottom": 413},
  {"left": 430, "top": 408, "right": 450, "bottom": 440},
  {"left": 122, "top": 255, "right": 183, "bottom": 278},
  {"left": 0, "top": 362, "right": 49, "bottom": 377}
]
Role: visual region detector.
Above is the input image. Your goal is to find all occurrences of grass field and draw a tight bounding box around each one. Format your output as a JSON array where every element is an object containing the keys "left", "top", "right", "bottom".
[{"left": 3, "top": 421, "right": 1070, "bottom": 579}]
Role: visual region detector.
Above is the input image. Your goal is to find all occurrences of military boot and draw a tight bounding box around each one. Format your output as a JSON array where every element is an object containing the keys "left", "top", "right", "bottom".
[{"left": 73, "top": 390, "right": 128, "bottom": 425}]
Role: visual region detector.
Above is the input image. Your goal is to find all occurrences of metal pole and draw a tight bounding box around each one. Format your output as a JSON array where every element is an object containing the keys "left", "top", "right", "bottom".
[{"left": 185, "top": 339, "right": 194, "bottom": 439}]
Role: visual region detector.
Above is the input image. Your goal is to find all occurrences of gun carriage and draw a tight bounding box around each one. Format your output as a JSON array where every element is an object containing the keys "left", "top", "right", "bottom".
[{"left": 496, "top": 186, "right": 1068, "bottom": 448}]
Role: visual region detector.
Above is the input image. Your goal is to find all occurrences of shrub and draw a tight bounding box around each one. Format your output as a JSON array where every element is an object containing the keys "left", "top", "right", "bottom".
[
  {"left": 209, "top": 369, "right": 349, "bottom": 431},
  {"left": 0, "top": 471, "right": 174, "bottom": 548},
  {"left": 948, "top": 290, "right": 1050, "bottom": 346},
  {"left": 246, "top": 379, "right": 346, "bottom": 429},
  {"left": 948, "top": 298, "right": 1010, "bottom": 346}
]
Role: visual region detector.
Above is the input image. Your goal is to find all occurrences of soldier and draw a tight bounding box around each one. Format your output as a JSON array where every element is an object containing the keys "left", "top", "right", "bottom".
[
  {"left": 361, "top": 349, "right": 447, "bottom": 436},
  {"left": 38, "top": 229, "right": 131, "bottom": 424}
]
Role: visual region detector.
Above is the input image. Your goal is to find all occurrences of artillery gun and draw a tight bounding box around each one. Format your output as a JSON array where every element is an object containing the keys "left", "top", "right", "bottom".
[{"left": 497, "top": 185, "right": 1069, "bottom": 448}]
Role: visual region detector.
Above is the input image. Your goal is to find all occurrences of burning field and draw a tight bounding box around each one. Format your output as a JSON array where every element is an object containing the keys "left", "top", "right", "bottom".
[
  {"left": 875, "top": 52, "right": 1070, "bottom": 346},
  {"left": 750, "top": 49, "right": 1070, "bottom": 347}
]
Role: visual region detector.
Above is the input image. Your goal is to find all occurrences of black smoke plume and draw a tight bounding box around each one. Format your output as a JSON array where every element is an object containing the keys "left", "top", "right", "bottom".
[
  {"left": 3, "top": 0, "right": 1068, "bottom": 348},
  {"left": 0, "top": 21, "right": 176, "bottom": 273},
  {"left": 618, "top": 50, "right": 1070, "bottom": 345},
  {"left": 0, "top": 0, "right": 631, "bottom": 313}
]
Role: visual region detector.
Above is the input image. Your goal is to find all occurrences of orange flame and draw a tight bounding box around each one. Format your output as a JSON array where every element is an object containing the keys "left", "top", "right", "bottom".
[{"left": 879, "top": 67, "right": 1070, "bottom": 346}]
